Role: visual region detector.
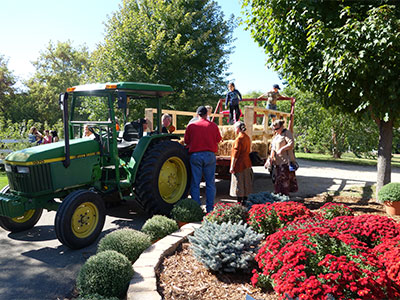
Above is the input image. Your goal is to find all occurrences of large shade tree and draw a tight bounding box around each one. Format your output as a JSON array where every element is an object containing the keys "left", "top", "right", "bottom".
[
  {"left": 243, "top": 0, "right": 400, "bottom": 193},
  {"left": 0, "top": 55, "right": 17, "bottom": 120},
  {"left": 27, "top": 41, "right": 91, "bottom": 125},
  {"left": 90, "top": 0, "right": 235, "bottom": 114}
]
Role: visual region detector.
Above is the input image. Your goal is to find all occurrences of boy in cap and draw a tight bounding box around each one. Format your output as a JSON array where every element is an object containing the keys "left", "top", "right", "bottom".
[
  {"left": 258, "top": 84, "right": 292, "bottom": 123},
  {"left": 184, "top": 106, "right": 222, "bottom": 212}
]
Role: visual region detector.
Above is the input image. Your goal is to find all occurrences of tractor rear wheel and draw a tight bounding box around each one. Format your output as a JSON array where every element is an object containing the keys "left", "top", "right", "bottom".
[
  {"left": 55, "top": 190, "right": 105, "bottom": 249},
  {"left": 0, "top": 185, "right": 43, "bottom": 232},
  {"left": 135, "top": 140, "right": 190, "bottom": 215}
]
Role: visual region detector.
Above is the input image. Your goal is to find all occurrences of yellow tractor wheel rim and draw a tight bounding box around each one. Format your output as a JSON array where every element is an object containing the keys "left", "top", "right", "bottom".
[
  {"left": 71, "top": 202, "right": 99, "bottom": 238},
  {"left": 12, "top": 209, "right": 35, "bottom": 223},
  {"left": 158, "top": 157, "right": 187, "bottom": 204}
]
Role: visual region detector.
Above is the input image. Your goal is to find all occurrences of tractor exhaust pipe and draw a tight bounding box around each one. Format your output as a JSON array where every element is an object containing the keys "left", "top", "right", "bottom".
[{"left": 59, "top": 92, "right": 70, "bottom": 168}]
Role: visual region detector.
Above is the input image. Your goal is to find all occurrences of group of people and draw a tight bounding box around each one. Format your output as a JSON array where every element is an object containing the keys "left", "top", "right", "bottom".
[
  {"left": 185, "top": 82, "right": 298, "bottom": 212},
  {"left": 28, "top": 127, "right": 59, "bottom": 145}
]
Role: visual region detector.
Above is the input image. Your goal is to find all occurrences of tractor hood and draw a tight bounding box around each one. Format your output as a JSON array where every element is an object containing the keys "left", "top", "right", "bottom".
[{"left": 4, "top": 139, "right": 100, "bottom": 165}]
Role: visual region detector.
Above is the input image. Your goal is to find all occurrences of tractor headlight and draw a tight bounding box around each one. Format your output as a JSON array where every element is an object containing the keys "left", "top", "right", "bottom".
[
  {"left": 16, "top": 166, "right": 29, "bottom": 174},
  {"left": 4, "top": 164, "right": 11, "bottom": 172}
]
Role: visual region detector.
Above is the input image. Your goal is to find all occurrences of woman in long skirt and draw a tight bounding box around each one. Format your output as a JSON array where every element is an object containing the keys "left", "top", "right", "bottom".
[{"left": 229, "top": 121, "right": 253, "bottom": 204}]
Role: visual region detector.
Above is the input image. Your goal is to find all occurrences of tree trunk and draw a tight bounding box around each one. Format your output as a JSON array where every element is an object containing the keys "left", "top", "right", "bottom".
[{"left": 376, "top": 119, "right": 393, "bottom": 198}]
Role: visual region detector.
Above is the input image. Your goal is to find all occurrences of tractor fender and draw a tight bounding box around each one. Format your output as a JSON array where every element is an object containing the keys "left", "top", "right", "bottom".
[{"left": 127, "top": 133, "right": 179, "bottom": 183}]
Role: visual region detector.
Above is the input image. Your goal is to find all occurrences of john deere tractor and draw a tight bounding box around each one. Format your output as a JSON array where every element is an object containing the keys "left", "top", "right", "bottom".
[{"left": 0, "top": 82, "right": 190, "bottom": 249}]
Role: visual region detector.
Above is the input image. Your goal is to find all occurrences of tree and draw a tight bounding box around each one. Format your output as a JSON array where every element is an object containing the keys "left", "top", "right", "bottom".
[
  {"left": 26, "top": 41, "right": 91, "bottom": 125},
  {"left": 90, "top": 0, "right": 235, "bottom": 118},
  {"left": 0, "top": 55, "right": 17, "bottom": 119},
  {"left": 279, "top": 86, "right": 379, "bottom": 158},
  {"left": 243, "top": 0, "right": 400, "bottom": 193}
]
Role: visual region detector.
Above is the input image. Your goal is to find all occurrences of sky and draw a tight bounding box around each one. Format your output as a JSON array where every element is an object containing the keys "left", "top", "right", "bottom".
[{"left": 0, "top": 0, "right": 283, "bottom": 94}]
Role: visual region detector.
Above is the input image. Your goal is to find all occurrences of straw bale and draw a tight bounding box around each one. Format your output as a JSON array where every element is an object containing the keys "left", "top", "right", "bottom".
[
  {"left": 251, "top": 141, "right": 268, "bottom": 158},
  {"left": 216, "top": 140, "right": 234, "bottom": 157},
  {"left": 219, "top": 126, "right": 236, "bottom": 140}
]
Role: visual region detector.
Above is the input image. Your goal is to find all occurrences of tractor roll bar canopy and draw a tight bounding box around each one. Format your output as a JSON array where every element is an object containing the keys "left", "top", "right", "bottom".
[{"left": 66, "top": 82, "right": 174, "bottom": 97}]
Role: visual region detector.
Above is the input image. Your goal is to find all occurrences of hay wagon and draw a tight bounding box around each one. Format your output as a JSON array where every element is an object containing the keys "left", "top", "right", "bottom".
[{"left": 145, "top": 97, "right": 295, "bottom": 179}]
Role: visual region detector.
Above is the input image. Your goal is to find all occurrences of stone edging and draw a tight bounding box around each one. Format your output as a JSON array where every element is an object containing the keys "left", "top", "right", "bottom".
[{"left": 127, "top": 222, "right": 202, "bottom": 300}]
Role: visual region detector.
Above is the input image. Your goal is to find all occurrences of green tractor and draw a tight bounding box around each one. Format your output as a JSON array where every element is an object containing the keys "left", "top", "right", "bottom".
[{"left": 0, "top": 82, "right": 190, "bottom": 249}]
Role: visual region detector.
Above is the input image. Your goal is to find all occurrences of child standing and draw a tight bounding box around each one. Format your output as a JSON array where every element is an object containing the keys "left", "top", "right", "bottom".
[{"left": 225, "top": 82, "right": 242, "bottom": 124}]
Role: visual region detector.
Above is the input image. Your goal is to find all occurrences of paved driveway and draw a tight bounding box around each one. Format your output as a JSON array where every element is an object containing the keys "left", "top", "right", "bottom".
[{"left": 1, "top": 159, "right": 400, "bottom": 300}]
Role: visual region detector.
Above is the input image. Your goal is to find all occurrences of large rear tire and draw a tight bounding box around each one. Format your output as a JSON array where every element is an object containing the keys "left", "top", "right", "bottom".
[
  {"left": 0, "top": 185, "right": 43, "bottom": 232},
  {"left": 135, "top": 140, "right": 190, "bottom": 215},
  {"left": 55, "top": 190, "right": 105, "bottom": 249}
]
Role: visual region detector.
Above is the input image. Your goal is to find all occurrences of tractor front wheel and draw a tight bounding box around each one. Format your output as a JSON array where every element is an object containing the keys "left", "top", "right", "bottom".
[
  {"left": 55, "top": 190, "right": 105, "bottom": 249},
  {"left": 135, "top": 140, "right": 190, "bottom": 215},
  {"left": 0, "top": 185, "right": 43, "bottom": 232}
]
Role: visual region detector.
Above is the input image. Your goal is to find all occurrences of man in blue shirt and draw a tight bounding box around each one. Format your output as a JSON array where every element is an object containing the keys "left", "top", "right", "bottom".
[{"left": 224, "top": 82, "right": 242, "bottom": 124}]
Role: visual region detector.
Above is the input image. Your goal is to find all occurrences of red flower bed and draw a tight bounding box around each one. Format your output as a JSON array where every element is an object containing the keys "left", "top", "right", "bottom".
[
  {"left": 247, "top": 201, "right": 311, "bottom": 236},
  {"left": 204, "top": 202, "right": 248, "bottom": 224},
  {"left": 251, "top": 213, "right": 400, "bottom": 299},
  {"left": 318, "top": 203, "right": 353, "bottom": 220}
]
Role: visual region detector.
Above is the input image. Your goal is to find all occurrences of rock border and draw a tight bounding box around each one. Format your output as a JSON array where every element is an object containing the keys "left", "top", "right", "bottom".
[{"left": 127, "top": 223, "right": 201, "bottom": 300}]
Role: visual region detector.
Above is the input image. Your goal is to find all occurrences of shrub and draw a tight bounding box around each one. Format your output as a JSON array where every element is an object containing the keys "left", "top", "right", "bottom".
[
  {"left": 318, "top": 203, "right": 353, "bottom": 220},
  {"left": 378, "top": 182, "right": 400, "bottom": 202},
  {"left": 189, "top": 221, "right": 263, "bottom": 273},
  {"left": 141, "top": 215, "right": 178, "bottom": 241},
  {"left": 97, "top": 229, "right": 151, "bottom": 263},
  {"left": 78, "top": 294, "right": 119, "bottom": 300},
  {"left": 77, "top": 250, "right": 134, "bottom": 298},
  {"left": 248, "top": 201, "right": 311, "bottom": 236},
  {"left": 204, "top": 202, "right": 248, "bottom": 224},
  {"left": 246, "top": 191, "right": 290, "bottom": 209},
  {"left": 252, "top": 226, "right": 399, "bottom": 300},
  {"left": 170, "top": 198, "right": 204, "bottom": 223}
]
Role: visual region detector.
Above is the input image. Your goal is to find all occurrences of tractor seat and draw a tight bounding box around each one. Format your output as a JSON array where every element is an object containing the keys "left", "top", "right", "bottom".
[
  {"left": 122, "top": 122, "right": 141, "bottom": 141},
  {"left": 117, "top": 139, "right": 139, "bottom": 150},
  {"left": 117, "top": 122, "right": 142, "bottom": 152}
]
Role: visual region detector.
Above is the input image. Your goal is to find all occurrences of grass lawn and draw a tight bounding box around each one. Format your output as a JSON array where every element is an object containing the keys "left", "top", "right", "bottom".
[
  {"left": 296, "top": 152, "right": 400, "bottom": 168},
  {"left": 0, "top": 172, "right": 7, "bottom": 190}
]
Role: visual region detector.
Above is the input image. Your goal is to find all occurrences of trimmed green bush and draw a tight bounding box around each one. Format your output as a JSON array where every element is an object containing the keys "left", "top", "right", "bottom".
[
  {"left": 77, "top": 250, "right": 134, "bottom": 298},
  {"left": 141, "top": 215, "right": 178, "bottom": 241},
  {"left": 78, "top": 294, "right": 119, "bottom": 300},
  {"left": 378, "top": 182, "right": 400, "bottom": 202},
  {"left": 170, "top": 198, "right": 204, "bottom": 223},
  {"left": 189, "top": 221, "right": 263, "bottom": 273},
  {"left": 97, "top": 229, "right": 151, "bottom": 263}
]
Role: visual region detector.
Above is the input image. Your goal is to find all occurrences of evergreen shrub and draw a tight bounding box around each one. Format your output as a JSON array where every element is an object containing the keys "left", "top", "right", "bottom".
[
  {"left": 246, "top": 191, "right": 290, "bottom": 209},
  {"left": 170, "top": 198, "right": 204, "bottom": 223},
  {"left": 141, "top": 215, "right": 178, "bottom": 241},
  {"left": 77, "top": 250, "right": 133, "bottom": 298},
  {"left": 318, "top": 203, "right": 353, "bottom": 220},
  {"left": 204, "top": 202, "right": 247, "bottom": 224},
  {"left": 378, "top": 182, "right": 400, "bottom": 202},
  {"left": 97, "top": 228, "right": 151, "bottom": 263},
  {"left": 189, "top": 221, "right": 263, "bottom": 273}
]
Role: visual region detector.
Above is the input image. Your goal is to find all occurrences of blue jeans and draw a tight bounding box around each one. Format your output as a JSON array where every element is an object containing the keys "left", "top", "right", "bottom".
[{"left": 190, "top": 151, "right": 216, "bottom": 213}]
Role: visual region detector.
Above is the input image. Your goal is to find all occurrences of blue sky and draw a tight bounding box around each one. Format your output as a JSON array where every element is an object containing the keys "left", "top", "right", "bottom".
[{"left": 0, "top": 0, "right": 282, "bottom": 94}]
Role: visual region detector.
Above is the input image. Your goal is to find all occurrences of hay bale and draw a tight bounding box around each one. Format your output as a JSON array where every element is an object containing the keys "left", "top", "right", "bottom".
[
  {"left": 217, "top": 140, "right": 234, "bottom": 156},
  {"left": 219, "top": 126, "right": 236, "bottom": 140},
  {"left": 251, "top": 141, "right": 268, "bottom": 158}
]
